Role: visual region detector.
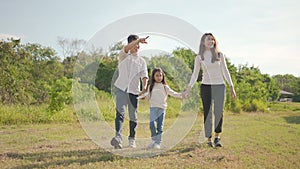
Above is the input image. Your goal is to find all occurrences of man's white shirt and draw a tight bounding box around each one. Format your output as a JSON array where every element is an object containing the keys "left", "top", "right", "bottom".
[{"left": 114, "top": 48, "right": 148, "bottom": 95}]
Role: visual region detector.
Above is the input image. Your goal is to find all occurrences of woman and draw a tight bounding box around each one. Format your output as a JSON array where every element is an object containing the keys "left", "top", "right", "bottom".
[{"left": 184, "top": 33, "right": 236, "bottom": 147}]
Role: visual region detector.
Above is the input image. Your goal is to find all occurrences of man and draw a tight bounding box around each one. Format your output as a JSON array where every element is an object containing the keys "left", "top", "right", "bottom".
[{"left": 110, "top": 34, "right": 149, "bottom": 149}]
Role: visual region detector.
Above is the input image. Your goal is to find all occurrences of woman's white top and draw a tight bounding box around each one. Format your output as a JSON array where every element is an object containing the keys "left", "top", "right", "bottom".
[{"left": 188, "top": 51, "right": 233, "bottom": 87}]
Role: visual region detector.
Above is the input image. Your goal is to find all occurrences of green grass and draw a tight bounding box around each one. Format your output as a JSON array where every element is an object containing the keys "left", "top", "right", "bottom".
[
  {"left": 1, "top": 109, "right": 299, "bottom": 168},
  {"left": 269, "top": 101, "right": 300, "bottom": 112},
  {"left": 2, "top": 89, "right": 299, "bottom": 126},
  {"left": 0, "top": 104, "right": 77, "bottom": 125}
]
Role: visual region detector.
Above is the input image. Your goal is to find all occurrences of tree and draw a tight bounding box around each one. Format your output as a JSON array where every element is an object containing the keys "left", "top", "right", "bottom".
[
  {"left": 0, "top": 39, "right": 64, "bottom": 105},
  {"left": 95, "top": 57, "right": 118, "bottom": 92},
  {"left": 273, "top": 74, "right": 300, "bottom": 102},
  {"left": 234, "top": 65, "right": 280, "bottom": 111},
  {"left": 57, "top": 37, "right": 86, "bottom": 59}
]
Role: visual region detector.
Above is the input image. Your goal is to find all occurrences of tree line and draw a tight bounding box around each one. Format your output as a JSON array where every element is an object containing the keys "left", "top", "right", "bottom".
[{"left": 1, "top": 39, "right": 299, "bottom": 113}]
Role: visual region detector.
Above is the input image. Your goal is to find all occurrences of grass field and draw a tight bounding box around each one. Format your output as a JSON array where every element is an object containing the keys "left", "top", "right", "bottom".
[{"left": 1, "top": 104, "right": 299, "bottom": 169}]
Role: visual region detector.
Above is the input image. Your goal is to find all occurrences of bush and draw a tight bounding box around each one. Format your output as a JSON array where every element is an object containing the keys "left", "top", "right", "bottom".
[
  {"left": 242, "top": 99, "right": 267, "bottom": 112},
  {"left": 231, "top": 99, "right": 242, "bottom": 113},
  {"left": 165, "top": 97, "right": 182, "bottom": 119},
  {"left": 48, "top": 77, "right": 73, "bottom": 113},
  {"left": 0, "top": 104, "right": 76, "bottom": 125}
]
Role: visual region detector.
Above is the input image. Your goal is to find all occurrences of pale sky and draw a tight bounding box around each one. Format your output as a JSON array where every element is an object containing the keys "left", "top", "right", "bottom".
[{"left": 1, "top": 0, "right": 300, "bottom": 76}]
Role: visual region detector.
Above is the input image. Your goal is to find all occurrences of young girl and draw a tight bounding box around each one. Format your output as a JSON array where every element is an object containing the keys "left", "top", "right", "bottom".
[
  {"left": 143, "top": 67, "right": 183, "bottom": 149},
  {"left": 184, "top": 33, "right": 236, "bottom": 147}
]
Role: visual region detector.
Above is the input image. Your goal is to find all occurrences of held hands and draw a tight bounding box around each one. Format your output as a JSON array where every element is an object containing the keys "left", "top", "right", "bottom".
[
  {"left": 137, "top": 88, "right": 148, "bottom": 100},
  {"left": 139, "top": 88, "right": 147, "bottom": 96},
  {"left": 182, "top": 87, "right": 191, "bottom": 99}
]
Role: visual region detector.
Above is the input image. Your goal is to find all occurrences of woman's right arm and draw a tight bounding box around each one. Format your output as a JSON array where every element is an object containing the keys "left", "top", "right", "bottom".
[
  {"left": 183, "top": 55, "right": 201, "bottom": 98},
  {"left": 188, "top": 55, "right": 201, "bottom": 89}
]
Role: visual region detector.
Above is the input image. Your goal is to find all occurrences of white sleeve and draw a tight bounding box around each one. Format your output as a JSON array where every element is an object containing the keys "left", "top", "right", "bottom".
[
  {"left": 220, "top": 53, "right": 233, "bottom": 86},
  {"left": 188, "top": 55, "right": 201, "bottom": 87},
  {"left": 118, "top": 47, "right": 127, "bottom": 62},
  {"left": 140, "top": 59, "right": 149, "bottom": 79},
  {"left": 165, "top": 85, "right": 182, "bottom": 99}
]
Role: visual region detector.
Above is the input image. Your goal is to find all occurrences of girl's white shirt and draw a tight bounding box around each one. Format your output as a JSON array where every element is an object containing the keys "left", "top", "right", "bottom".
[
  {"left": 147, "top": 83, "right": 182, "bottom": 110},
  {"left": 188, "top": 51, "right": 233, "bottom": 87}
]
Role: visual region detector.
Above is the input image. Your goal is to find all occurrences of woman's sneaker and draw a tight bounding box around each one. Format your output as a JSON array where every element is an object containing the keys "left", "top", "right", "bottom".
[
  {"left": 214, "top": 137, "right": 222, "bottom": 147},
  {"left": 207, "top": 141, "right": 213, "bottom": 147},
  {"left": 110, "top": 137, "right": 122, "bottom": 149}
]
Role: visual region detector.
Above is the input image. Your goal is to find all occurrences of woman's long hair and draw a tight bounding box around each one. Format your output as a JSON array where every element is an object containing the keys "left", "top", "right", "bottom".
[
  {"left": 198, "top": 33, "right": 221, "bottom": 63},
  {"left": 149, "top": 67, "right": 167, "bottom": 97}
]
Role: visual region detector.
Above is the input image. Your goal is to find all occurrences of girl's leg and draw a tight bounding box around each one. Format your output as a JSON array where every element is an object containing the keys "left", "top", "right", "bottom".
[
  {"left": 156, "top": 108, "right": 165, "bottom": 145},
  {"left": 149, "top": 107, "right": 158, "bottom": 141}
]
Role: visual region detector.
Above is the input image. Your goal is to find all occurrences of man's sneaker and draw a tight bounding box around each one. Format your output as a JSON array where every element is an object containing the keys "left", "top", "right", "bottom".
[
  {"left": 153, "top": 143, "right": 161, "bottom": 149},
  {"left": 128, "top": 138, "right": 136, "bottom": 148},
  {"left": 207, "top": 141, "right": 213, "bottom": 147},
  {"left": 214, "top": 137, "right": 222, "bottom": 147},
  {"left": 110, "top": 137, "right": 122, "bottom": 149},
  {"left": 147, "top": 141, "right": 156, "bottom": 149}
]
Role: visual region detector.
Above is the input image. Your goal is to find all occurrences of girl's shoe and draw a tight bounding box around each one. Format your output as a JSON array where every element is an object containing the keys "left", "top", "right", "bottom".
[
  {"left": 147, "top": 141, "right": 155, "bottom": 149},
  {"left": 153, "top": 143, "right": 161, "bottom": 149}
]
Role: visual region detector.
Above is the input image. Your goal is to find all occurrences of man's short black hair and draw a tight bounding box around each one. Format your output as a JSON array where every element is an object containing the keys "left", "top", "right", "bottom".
[{"left": 127, "top": 34, "right": 139, "bottom": 43}]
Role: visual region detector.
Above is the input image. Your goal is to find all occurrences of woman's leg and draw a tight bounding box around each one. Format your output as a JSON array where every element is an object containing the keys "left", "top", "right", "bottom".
[
  {"left": 212, "top": 84, "right": 226, "bottom": 147},
  {"left": 212, "top": 85, "right": 225, "bottom": 134},
  {"left": 201, "top": 84, "right": 213, "bottom": 139}
]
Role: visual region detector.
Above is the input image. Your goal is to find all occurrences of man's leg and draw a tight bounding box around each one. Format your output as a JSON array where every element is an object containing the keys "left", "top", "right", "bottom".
[
  {"left": 111, "top": 88, "right": 128, "bottom": 149},
  {"left": 128, "top": 93, "right": 138, "bottom": 147}
]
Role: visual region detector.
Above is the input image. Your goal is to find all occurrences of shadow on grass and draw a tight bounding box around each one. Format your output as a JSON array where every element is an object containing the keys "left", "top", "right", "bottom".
[
  {"left": 283, "top": 116, "right": 300, "bottom": 124},
  {"left": 5, "top": 143, "right": 212, "bottom": 168},
  {"left": 6, "top": 148, "right": 122, "bottom": 169},
  {"left": 158, "top": 142, "right": 206, "bottom": 157}
]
